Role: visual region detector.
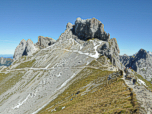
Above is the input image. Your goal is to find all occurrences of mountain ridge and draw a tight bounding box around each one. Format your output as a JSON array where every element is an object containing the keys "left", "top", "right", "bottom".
[{"left": 0, "top": 17, "right": 151, "bottom": 113}]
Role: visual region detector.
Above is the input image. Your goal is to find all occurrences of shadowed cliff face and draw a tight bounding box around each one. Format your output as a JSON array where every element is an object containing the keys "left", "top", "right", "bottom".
[{"left": 120, "top": 49, "right": 152, "bottom": 82}]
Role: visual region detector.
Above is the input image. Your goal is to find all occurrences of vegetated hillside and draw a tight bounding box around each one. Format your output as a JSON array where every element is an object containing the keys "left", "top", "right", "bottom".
[
  {"left": 0, "top": 57, "right": 13, "bottom": 66},
  {"left": 38, "top": 62, "right": 140, "bottom": 114},
  {"left": 120, "top": 49, "right": 152, "bottom": 82}
]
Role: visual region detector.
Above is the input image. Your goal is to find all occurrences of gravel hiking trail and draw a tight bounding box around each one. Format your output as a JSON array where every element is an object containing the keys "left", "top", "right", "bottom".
[{"left": 123, "top": 73, "right": 152, "bottom": 114}]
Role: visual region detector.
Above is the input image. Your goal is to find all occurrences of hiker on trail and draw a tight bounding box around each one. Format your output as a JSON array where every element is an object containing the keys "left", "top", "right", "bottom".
[
  {"left": 130, "top": 76, "right": 132, "bottom": 82},
  {"left": 126, "top": 75, "right": 132, "bottom": 81},
  {"left": 75, "top": 91, "right": 80, "bottom": 95},
  {"left": 133, "top": 79, "right": 137, "bottom": 85},
  {"left": 108, "top": 75, "right": 111, "bottom": 80}
]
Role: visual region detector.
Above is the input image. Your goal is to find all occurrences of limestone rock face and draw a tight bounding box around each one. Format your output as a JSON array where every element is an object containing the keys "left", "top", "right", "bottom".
[
  {"left": 24, "top": 39, "right": 37, "bottom": 56},
  {"left": 120, "top": 49, "right": 152, "bottom": 81},
  {"left": 66, "top": 22, "right": 73, "bottom": 30},
  {"left": 97, "top": 38, "right": 124, "bottom": 70},
  {"left": 13, "top": 39, "right": 38, "bottom": 60},
  {"left": 74, "top": 17, "right": 110, "bottom": 41},
  {"left": 36, "top": 36, "right": 56, "bottom": 49},
  {"left": 13, "top": 39, "right": 27, "bottom": 60}
]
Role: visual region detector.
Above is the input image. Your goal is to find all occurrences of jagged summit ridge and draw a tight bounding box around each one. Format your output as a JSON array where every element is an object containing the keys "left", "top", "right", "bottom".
[
  {"left": 13, "top": 17, "right": 123, "bottom": 71},
  {"left": 65, "top": 17, "right": 110, "bottom": 41},
  {"left": 13, "top": 36, "right": 56, "bottom": 60},
  {"left": 57, "top": 17, "right": 123, "bottom": 70}
]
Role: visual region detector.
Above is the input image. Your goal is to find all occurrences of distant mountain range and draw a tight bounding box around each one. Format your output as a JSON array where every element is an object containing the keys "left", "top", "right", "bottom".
[
  {"left": 0, "top": 54, "right": 13, "bottom": 59},
  {"left": 0, "top": 55, "right": 13, "bottom": 67},
  {"left": 120, "top": 49, "right": 152, "bottom": 81},
  {"left": 147, "top": 51, "right": 152, "bottom": 56},
  {"left": 0, "top": 57, "right": 13, "bottom": 66}
]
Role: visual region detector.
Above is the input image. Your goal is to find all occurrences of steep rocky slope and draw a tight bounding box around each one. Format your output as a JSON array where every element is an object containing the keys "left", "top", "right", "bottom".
[
  {"left": 0, "top": 57, "right": 13, "bottom": 66},
  {"left": 120, "top": 49, "right": 152, "bottom": 82},
  {"left": 0, "top": 17, "right": 149, "bottom": 114}
]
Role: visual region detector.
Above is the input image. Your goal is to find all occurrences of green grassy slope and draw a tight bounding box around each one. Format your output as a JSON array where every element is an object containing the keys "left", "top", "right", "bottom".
[{"left": 38, "top": 67, "right": 139, "bottom": 114}]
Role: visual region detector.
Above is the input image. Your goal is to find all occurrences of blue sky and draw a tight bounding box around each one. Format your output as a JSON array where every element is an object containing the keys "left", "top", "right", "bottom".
[{"left": 0, "top": 0, "right": 152, "bottom": 55}]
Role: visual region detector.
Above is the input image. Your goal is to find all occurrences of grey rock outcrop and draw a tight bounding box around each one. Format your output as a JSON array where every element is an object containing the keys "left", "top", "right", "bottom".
[
  {"left": 58, "top": 17, "right": 110, "bottom": 42},
  {"left": 120, "top": 49, "right": 152, "bottom": 81},
  {"left": 13, "top": 39, "right": 38, "bottom": 60},
  {"left": 66, "top": 22, "right": 73, "bottom": 30},
  {"left": 74, "top": 17, "right": 110, "bottom": 41},
  {"left": 97, "top": 38, "right": 124, "bottom": 70},
  {"left": 36, "top": 36, "right": 56, "bottom": 49},
  {"left": 0, "top": 57, "right": 13, "bottom": 66}
]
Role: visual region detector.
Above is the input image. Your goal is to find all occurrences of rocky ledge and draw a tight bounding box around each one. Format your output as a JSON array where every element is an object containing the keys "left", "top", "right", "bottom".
[{"left": 36, "top": 36, "right": 56, "bottom": 49}]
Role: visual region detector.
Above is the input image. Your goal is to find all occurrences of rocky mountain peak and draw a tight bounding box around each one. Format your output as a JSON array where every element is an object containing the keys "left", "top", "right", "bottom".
[
  {"left": 13, "top": 39, "right": 38, "bottom": 60},
  {"left": 136, "top": 48, "right": 149, "bottom": 59},
  {"left": 123, "top": 54, "right": 128, "bottom": 56},
  {"left": 57, "top": 17, "right": 123, "bottom": 70},
  {"left": 73, "top": 17, "right": 110, "bottom": 41},
  {"left": 59, "top": 17, "right": 110, "bottom": 42}
]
